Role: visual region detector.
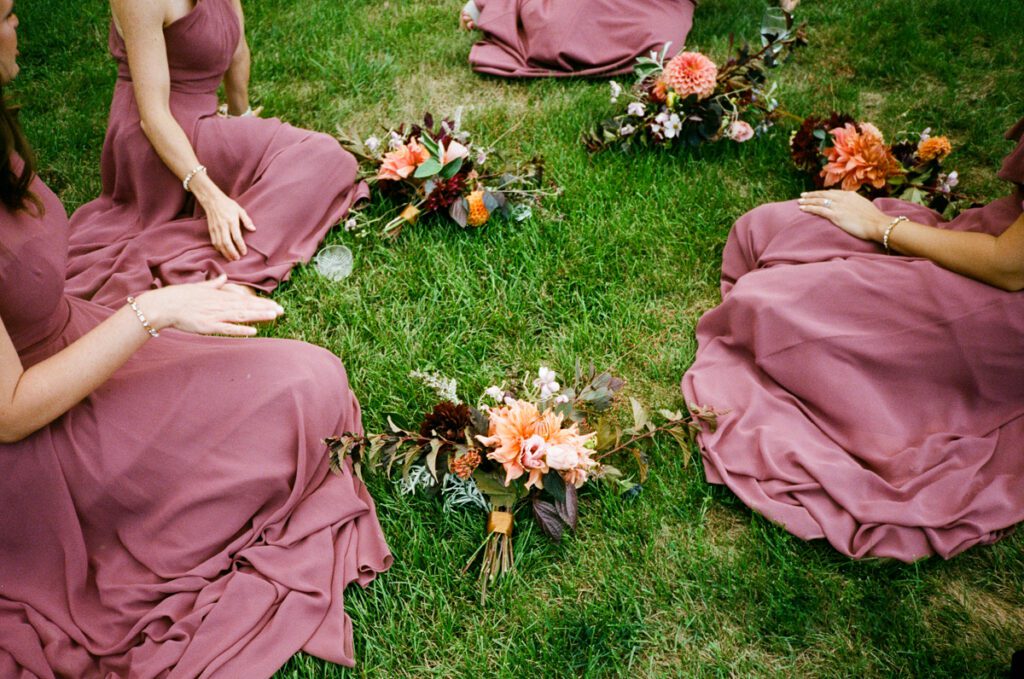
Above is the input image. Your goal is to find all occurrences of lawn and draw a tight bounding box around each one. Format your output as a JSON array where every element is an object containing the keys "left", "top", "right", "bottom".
[{"left": 22, "top": 0, "right": 1024, "bottom": 676}]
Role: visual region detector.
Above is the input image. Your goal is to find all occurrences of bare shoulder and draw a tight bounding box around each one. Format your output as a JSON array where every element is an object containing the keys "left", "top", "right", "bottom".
[{"left": 110, "top": 0, "right": 183, "bottom": 33}]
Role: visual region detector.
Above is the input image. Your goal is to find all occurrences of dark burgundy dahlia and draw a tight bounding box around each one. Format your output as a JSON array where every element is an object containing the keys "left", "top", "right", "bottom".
[
  {"left": 419, "top": 401, "right": 472, "bottom": 442},
  {"left": 423, "top": 173, "right": 468, "bottom": 212}
]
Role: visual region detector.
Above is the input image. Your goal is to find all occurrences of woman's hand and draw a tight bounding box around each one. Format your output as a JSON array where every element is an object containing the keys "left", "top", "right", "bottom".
[
  {"left": 798, "top": 189, "right": 890, "bottom": 242},
  {"left": 191, "top": 179, "right": 256, "bottom": 261},
  {"left": 139, "top": 275, "right": 282, "bottom": 336},
  {"left": 0, "top": 275, "right": 283, "bottom": 441}
]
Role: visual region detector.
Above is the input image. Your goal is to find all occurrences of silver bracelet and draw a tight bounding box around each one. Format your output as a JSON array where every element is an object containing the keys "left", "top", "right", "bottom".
[
  {"left": 126, "top": 296, "right": 160, "bottom": 338},
  {"left": 182, "top": 164, "right": 207, "bottom": 193},
  {"left": 882, "top": 215, "right": 907, "bottom": 254}
]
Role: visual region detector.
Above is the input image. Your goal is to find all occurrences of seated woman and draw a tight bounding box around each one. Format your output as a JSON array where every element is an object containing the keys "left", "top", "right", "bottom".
[
  {"left": 65, "top": 0, "right": 368, "bottom": 306},
  {"left": 682, "top": 118, "right": 1024, "bottom": 561},
  {"left": 0, "top": 6, "right": 390, "bottom": 675},
  {"left": 458, "top": 0, "right": 698, "bottom": 78}
]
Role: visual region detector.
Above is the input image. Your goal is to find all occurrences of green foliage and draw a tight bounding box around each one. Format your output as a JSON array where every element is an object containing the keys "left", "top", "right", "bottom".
[{"left": 23, "top": 0, "right": 1024, "bottom": 676}]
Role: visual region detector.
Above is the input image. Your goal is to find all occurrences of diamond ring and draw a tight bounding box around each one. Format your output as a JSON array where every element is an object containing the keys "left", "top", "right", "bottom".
[{"left": 823, "top": 198, "right": 833, "bottom": 208}]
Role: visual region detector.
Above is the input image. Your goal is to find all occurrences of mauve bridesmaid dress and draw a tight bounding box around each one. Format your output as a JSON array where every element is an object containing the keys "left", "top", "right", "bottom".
[
  {"left": 468, "top": 0, "right": 697, "bottom": 78},
  {"left": 0, "top": 163, "right": 392, "bottom": 677},
  {"left": 682, "top": 119, "right": 1024, "bottom": 561},
  {"left": 65, "top": 0, "right": 368, "bottom": 307}
]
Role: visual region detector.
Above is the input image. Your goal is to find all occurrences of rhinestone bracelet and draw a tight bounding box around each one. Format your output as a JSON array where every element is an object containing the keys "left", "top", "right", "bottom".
[
  {"left": 182, "top": 164, "right": 207, "bottom": 193},
  {"left": 882, "top": 215, "right": 908, "bottom": 254},
  {"left": 126, "top": 296, "right": 160, "bottom": 338}
]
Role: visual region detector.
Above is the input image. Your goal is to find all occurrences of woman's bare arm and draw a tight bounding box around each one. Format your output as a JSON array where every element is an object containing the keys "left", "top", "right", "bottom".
[
  {"left": 800, "top": 189, "right": 1024, "bottom": 292},
  {"left": 223, "top": 0, "right": 250, "bottom": 115},
  {"left": 110, "top": 0, "right": 256, "bottom": 262},
  {"left": 0, "top": 276, "right": 283, "bottom": 443}
]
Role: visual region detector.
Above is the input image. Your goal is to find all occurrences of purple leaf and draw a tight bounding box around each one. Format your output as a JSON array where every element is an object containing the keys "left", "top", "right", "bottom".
[
  {"left": 532, "top": 497, "right": 566, "bottom": 542},
  {"left": 555, "top": 482, "right": 578, "bottom": 531}
]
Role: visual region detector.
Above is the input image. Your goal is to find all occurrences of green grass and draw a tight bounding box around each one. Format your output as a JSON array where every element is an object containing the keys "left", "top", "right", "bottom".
[{"left": 21, "top": 0, "right": 1024, "bottom": 676}]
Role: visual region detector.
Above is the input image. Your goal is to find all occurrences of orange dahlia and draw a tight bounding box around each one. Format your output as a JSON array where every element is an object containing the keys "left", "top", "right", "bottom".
[
  {"left": 466, "top": 190, "right": 489, "bottom": 227},
  {"left": 821, "top": 123, "right": 902, "bottom": 192},
  {"left": 917, "top": 135, "right": 952, "bottom": 162},
  {"left": 377, "top": 139, "right": 430, "bottom": 181},
  {"left": 661, "top": 51, "right": 718, "bottom": 100}
]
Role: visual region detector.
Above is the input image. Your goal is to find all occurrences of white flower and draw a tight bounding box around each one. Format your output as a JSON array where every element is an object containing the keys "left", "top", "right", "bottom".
[
  {"left": 409, "top": 370, "right": 460, "bottom": 403},
  {"left": 662, "top": 113, "right": 682, "bottom": 139},
  {"left": 919, "top": 127, "right": 932, "bottom": 142},
  {"left": 619, "top": 124, "right": 636, "bottom": 136},
  {"left": 938, "top": 170, "right": 959, "bottom": 193},
  {"left": 651, "top": 111, "right": 667, "bottom": 136},
  {"left": 533, "top": 366, "right": 560, "bottom": 399},
  {"left": 484, "top": 385, "right": 504, "bottom": 401},
  {"left": 627, "top": 102, "right": 646, "bottom": 117},
  {"left": 609, "top": 81, "right": 622, "bottom": 103},
  {"left": 388, "top": 131, "right": 404, "bottom": 149},
  {"left": 344, "top": 217, "right": 358, "bottom": 231},
  {"left": 365, "top": 135, "right": 381, "bottom": 153},
  {"left": 475, "top": 150, "right": 488, "bottom": 166},
  {"left": 554, "top": 394, "right": 570, "bottom": 404},
  {"left": 545, "top": 443, "right": 580, "bottom": 471}
]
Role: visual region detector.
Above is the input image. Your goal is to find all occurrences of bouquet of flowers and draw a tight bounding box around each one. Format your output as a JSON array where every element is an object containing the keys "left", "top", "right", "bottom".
[
  {"left": 339, "top": 112, "right": 555, "bottom": 239},
  {"left": 790, "top": 113, "right": 973, "bottom": 215},
  {"left": 583, "top": 10, "right": 806, "bottom": 153},
  {"left": 326, "top": 365, "right": 721, "bottom": 602}
]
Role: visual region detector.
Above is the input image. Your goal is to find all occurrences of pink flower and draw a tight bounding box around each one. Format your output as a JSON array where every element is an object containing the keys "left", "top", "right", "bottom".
[
  {"left": 477, "top": 399, "right": 597, "bottom": 489},
  {"left": 377, "top": 140, "right": 430, "bottom": 181},
  {"left": 662, "top": 51, "right": 718, "bottom": 100},
  {"left": 545, "top": 443, "right": 579, "bottom": 471},
  {"left": 728, "top": 120, "right": 754, "bottom": 142},
  {"left": 520, "top": 434, "right": 548, "bottom": 470},
  {"left": 440, "top": 139, "right": 469, "bottom": 164},
  {"left": 820, "top": 123, "right": 902, "bottom": 192}
]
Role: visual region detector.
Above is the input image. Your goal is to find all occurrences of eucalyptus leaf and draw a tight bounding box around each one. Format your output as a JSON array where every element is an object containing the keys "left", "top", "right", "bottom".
[
  {"left": 414, "top": 158, "right": 443, "bottom": 178},
  {"left": 482, "top": 191, "right": 500, "bottom": 213},
  {"left": 420, "top": 131, "right": 440, "bottom": 159},
  {"left": 450, "top": 198, "right": 469, "bottom": 227},
  {"left": 439, "top": 157, "right": 463, "bottom": 179}
]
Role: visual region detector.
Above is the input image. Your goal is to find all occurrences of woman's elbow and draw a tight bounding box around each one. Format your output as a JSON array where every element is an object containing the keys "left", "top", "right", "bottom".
[
  {"left": 0, "top": 416, "right": 34, "bottom": 444},
  {"left": 990, "top": 251, "right": 1024, "bottom": 292},
  {"left": 998, "top": 273, "right": 1024, "bottom": 293}
]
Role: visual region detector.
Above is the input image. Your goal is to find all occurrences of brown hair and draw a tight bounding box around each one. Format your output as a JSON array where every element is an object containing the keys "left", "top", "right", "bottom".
[{"left": 0, "top": 86, "right": 41, "bottom": 214}]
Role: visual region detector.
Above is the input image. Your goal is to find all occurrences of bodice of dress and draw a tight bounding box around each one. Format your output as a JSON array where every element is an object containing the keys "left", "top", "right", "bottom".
[
  {"left": 0, "top": 164, "right": 71, "bottom": 354},
  {"left": 108, "top": 0, "right": 241, "bottom": 96}
]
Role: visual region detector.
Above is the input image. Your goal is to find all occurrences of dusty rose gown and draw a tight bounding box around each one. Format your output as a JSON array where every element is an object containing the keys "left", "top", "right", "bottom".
[
  {"left": 468, "top": 0, "right": 697, "bottom": 78},
  {"left": 65, "top": 0, "right": 368, "bottom": 307},
  {"left": 682, "top": 119, "right": 1024, "bottom": 561},
  {"left": 0, "top": 165, "right": 391, "bottom": 676}
]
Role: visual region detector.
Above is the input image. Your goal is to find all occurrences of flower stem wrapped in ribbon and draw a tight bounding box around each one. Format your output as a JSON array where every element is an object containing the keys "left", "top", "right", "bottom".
[{"left": 326, "top": 363, "right": 724, "bottom": 603}]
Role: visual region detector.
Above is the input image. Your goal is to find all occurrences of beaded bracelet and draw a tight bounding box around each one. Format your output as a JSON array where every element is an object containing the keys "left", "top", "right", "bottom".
[
  {"left": 126, "top": 296, "right": 160, "bottom": 338},
  {"left": 182, "top": 164, "right": 207, "bottom": 193},
  {"left": 882, "top": 215, "right": 907, "bottom": 254}
]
